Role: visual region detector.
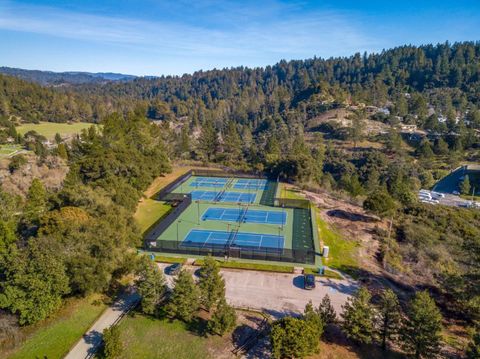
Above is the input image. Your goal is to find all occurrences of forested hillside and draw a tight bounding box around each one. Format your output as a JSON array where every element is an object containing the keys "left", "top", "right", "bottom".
[{"left": 1, "top": 41, "right": 480, "bottom": 356}]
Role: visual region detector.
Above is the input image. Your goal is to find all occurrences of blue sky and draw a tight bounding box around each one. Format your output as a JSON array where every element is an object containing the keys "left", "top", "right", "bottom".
[{"left": 0, "top": 0, "right": 479, "bottom": 76}]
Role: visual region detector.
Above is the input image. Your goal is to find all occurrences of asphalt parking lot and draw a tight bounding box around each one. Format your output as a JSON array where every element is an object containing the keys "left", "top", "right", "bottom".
[{"left": 158, "top": 263, "right": 357, "bottom": 319}]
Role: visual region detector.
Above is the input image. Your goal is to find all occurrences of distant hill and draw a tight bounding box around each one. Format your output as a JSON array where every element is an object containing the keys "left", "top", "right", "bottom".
[{"left": 0, "top": 67, "right": 136, "bottom": 86}]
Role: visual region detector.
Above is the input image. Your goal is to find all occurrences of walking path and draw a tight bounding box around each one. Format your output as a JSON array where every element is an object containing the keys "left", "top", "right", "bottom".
[{"left": 64, "top": 289, "right": 140, "bottom": 359}]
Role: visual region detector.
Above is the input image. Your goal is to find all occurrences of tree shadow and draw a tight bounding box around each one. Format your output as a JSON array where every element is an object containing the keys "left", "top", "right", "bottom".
[
  {"left": 326, "top": 209, "right": 377, "bottom": 223},
  {"left": 185, "top": 316, "right": 209, "bottom": 337},
  {"left": 83, "top": 330, "right": 103, "bottom": 356}
]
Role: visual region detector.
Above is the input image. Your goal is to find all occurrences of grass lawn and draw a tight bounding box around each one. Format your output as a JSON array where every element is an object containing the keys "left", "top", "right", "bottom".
[
  {"left": 0, "top": 144, "right": 23, "bottom": 158},
  {"left": 116, "top": 313, "right": 224, "bottom": 359},
  {"left": 194, "top": 258, "right": 294, "bottom": 273},
  {"left": 134, "top": 199, "right": 171, "bottom": 234},
  {"left": 316, "top": 210, "right": 360, "bottom": 276},
  {"left": 5, "top": 294, "right": 106, "bottom": 359},
  {"left": 16, "top": 122, "right": 96, "bottom": 139}
]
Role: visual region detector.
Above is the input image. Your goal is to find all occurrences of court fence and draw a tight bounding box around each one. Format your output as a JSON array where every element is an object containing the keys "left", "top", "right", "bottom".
[
  {"left": 145, "top": 239, "right": 316, "bottom": 264},
  {"left": 144, "top": 170, "right": 317, "bottom": 264}
]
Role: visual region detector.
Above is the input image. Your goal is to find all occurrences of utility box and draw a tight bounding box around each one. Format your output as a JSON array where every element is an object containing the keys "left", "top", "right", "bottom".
[{"left": 323, "top": 246, "right": 330, "bottom": 258}]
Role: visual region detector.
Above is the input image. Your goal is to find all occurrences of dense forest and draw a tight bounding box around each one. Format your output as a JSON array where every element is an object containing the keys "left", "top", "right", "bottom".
[{"left": 1, "top": 41, "right": 480, "bottom": 357}]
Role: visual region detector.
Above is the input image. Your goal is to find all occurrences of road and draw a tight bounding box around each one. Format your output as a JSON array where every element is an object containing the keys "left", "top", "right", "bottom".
[
  {"left": 159, "top": 263, "right": 357, "bottom": 319},
  {"left": 64, "top": 289, "right": 140, "bottom": 359}
]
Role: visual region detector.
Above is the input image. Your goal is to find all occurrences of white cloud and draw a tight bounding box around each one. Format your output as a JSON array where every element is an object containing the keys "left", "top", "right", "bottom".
[{"left": 0, "top": 0, "right": 385, "bottom": 73}]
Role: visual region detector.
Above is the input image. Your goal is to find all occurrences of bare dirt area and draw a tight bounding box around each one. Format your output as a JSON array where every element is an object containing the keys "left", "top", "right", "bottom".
[
  {"left": 0, "top": 155, "right": 68, "bottom": 196},
  {"left": 306, "top": 108, "right": 389, "bottom": 135}
]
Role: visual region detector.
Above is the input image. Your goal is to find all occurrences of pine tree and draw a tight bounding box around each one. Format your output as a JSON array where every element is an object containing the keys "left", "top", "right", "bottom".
[
  {"left": 23, "top": 178, "right": 47, "bottom": 224},
  {"left": 135, "top": 255, "right": 166, "bottom": 315},
  {"left": 198, "top": 118, "right": 218, "bottom": 161},
  {"left": 377, "top": 289, "right": 401, "bottom": 350},
  {"left": 317, "top": 294, "right": 337, "bottom": 325},
  {"left": 57, "top": 143, "right": 68, "bottom": 160},
  {"left": 198, "top": 256, "right": 225, "bottom": 311},
  {"left": 303, "top": 300, "right": 324, "bottom": 338},
  {"left": 341, "top": 287, "right": 376, "bottom": 344},
  {"left": 401, "top": 291, "right": 442, "bottom": 359},
  {"left": 54, "top": 133, "right": 62, "bottom": 144},
  {"left": 167, "top": 269, "right": 199, "bottom": 322},
  {"left": 222, "top": 121, "right": 242, "bottom": 164},
  {"left": 207, "top": 297, "right": 237, "bottom": 336}
]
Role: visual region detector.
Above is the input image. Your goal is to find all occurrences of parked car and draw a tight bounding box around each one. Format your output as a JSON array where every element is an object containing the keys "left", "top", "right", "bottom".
[
  {"left": 304, "top": 274, "right": 316, "bottom": 290},
  {"left": 166, "top": 263, "right": 183, "bottom": 275}
]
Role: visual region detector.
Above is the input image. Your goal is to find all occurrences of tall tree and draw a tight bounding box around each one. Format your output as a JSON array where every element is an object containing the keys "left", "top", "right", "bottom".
[
  {"left": 222, "top": 121, "right": 243, "bottom": 164},
  {"left": 303, "top": 300, "right": 324, "bottom": 339},
  {"left": 207, "top": 297, "right": 237, "bottom": 336},
  {"left": 317, "top": 294, "right": 337, "bottom": 325},
  {"left": 377, "top": 289, "right": 402, "bottom": 350},
  {"left": 198, "top": 256, "right": 225, "bottom": 311},
  {"left": 102, "top": 325, "right": 122, "bottom": 359},
  {"left": 167, "top": 269, "right": 199, "bottom": 322},
  {"left": 401, "top": 291, "right": 443, "bottom": 359},
  {"left": 135, "top": 255, "right": 166, "bottom": 315},
  {"left": 341, "top": 287, "right": 376, "bottom": 344},
  {"left": 198, "top": 118, "right": 219, "bottom": 162},
  {"left": 23, "top": 178, "right": 47, "bottom": 224}
]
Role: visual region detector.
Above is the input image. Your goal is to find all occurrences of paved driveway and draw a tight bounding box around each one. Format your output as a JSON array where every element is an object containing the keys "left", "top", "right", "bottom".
[{"left": 158, "top": 263, "right": 357, "bottom": 319}]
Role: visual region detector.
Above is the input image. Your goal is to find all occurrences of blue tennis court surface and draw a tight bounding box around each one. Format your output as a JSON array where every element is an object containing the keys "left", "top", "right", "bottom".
[
  {"left": 190, "top": 177, "right": 228, "bottom": 188},
  {"left": 202, "top": 207, "right": 287, "bottom": 225},
  {"left": 234, "top": 178, "right": 268, "bottom": 190},
  {"left": 191, "top": 190, "right": 256, "bottom": 203},
  {"left": 181, "top": 229, "right": 284, "bottom": 251}
]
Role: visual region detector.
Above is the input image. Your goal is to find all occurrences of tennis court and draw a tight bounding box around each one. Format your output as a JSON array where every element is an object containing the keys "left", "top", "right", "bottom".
[
  {"left": 234, "top": 178, "right": 268, "bottom": 190},
  {"left": 202, "top": 207, "right": 287, "bottom": 225},
  {"left": 181, "top": 229, "right": 284, "bottom": 251},
  {"left": 190, "top": 177, "right": 228, "bottom": 188},
  {"left": 191, "top": 190, "right": 256, "bottom": 203}
]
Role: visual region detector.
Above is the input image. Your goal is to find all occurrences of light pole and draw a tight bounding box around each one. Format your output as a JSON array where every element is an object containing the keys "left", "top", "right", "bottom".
[
  {"left": 176, "top": 220, "right": 182, "bottom": 245},
  {"left": 197, "top": 200, "right": 200, "bottom": 225}
]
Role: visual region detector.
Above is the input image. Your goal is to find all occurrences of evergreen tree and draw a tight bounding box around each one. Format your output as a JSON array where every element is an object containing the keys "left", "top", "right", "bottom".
[
  {"left": 349, "top": 111, "right": 365, "bottom": 149},
  {"left": 341, "top": 287, "right": 376, "bottom": 344},
  {"left": 434, "top": 138, "right": 449, "bottom": 155},
  {"left": 417, "top": 139, "right": 434, "bottom": 159},
  {"left": 23, "top": 178, "right": 47, "bottom": 224},
  {"left": 222, "top": 121, "right": 242, "bottom": 164},
  {"left": 460, "top": 175, "right": 471, "bottom": 195},
  {"left": 303, "top": 300, "right": 324, "bottom": 338},
  {"left": 207, "top": 297, "right": 237, "bottom": 336},
  {"left": 102, "top": 325, "right": 122, "bottom": 359},
  {"left": 270, "top": 317, "right": 319, "bottom": 359},
  {"left": 57, "top": 143, "right": 68, "bottom": 160},
  {"left": 198, "top": 256, "right": 225, "bottom": 311},
  {"left": 198, "top": 118, "right": 218, "bottom": 161},
  {"left": 54, "top": 133, "right": 62, "bottom": 144},
  {"left": 317, "top": 294, "right": 337, "bottom": 325},
  {"left": 401, "top": 291, "right": 443, "bottom": 359},
  {"left": 167, "top": 269, "right": 199, "bottom": 322},
  {"left": 177, "top": 125, "right": 190, "bottom": 158},
  {"left": 377, "top": 289, "right": 402, "bottom": 350},
  {"left": 135, "top": 255, "right": 166, "bottom": 315}
]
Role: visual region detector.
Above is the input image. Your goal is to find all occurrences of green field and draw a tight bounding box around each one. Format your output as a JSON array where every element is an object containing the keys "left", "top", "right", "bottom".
[
  {"left": 134, "top": 199, "right": 171, "bottom": 234},
  {"left": 0, "top": 144, "right": 23, "bottom": 158},
  {"left": 16, "top": 122, "right": 97, "bottom": 139},
  {"left": 115, "top": 313, "right": 223, "bottom": 359},
  {"left": 5, "top": 294, "right": 106, "bottom": 359}
]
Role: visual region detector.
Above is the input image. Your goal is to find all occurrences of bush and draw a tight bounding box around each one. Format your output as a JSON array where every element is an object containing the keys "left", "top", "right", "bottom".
[{"left": 102, "top": 326, "right": 122, "bottom": 358}]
